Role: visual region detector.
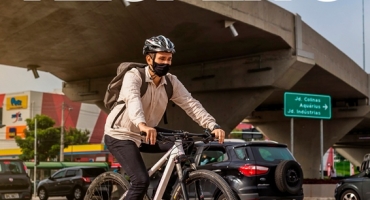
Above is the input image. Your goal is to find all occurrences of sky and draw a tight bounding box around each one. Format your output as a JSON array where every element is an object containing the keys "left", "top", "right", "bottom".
[
  {"left": 0, "top": 0, "right": 369, "bottom": 94},
  {"left": 0, "top": 64, "right": 63, "bottom": 94},
  {"left": 271, "top": 0, "right": 369, "bottom": 71}
]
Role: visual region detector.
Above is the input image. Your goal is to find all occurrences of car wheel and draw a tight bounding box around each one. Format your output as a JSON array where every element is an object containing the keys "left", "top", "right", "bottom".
[
  {"left": 38, "top": 187, "right": 49, "bottom": 200},
  {"left": 340, "top": 190, "right": 360, "bottom": 200},
  {"left": 71, "top": 186, "right": 84, "bottom": 200},
  {"left": 275, "top": 160, "right": 303, "bottom": 194}
]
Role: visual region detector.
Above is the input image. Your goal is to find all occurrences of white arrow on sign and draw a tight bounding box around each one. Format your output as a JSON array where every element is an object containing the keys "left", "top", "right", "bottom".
[{"left": 323, "top": 104, "right": 328, "bottom": 110}]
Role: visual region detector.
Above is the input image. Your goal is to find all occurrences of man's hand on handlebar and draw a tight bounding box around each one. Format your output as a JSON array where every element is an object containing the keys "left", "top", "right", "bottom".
[
  {"left": 212, "top": 128, "right": 225, "bottom": 144},
  {"left": 138, "top": 122, "right": 157, "bottom": 145}
]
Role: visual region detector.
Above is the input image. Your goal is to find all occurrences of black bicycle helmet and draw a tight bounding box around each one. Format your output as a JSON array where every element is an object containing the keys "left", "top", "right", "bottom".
[{"left": 143, "top": 35, "right": 176, "bottom": 55}]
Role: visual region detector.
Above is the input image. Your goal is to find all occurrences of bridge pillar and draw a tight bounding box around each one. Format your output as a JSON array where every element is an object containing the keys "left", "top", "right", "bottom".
[{"left": 250, "top": 107, "right": 370, "bottom": 178}]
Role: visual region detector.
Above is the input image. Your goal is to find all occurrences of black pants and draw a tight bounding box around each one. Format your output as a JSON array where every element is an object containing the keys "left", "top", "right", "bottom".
[{"left": 104, "top": 135, "right": 175, "bottom": 200}]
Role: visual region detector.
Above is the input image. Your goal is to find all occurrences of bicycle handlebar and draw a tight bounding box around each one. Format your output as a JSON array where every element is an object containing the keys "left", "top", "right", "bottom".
[{"left": 140, "top": 129, "right": 215, "bottom": 143}]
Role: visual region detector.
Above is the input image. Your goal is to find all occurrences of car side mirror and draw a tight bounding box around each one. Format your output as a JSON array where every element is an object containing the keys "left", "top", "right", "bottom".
[
  {"left": 49, "top": 177, "right": 54, "bottom": 180},
  {"left": 356, "top": 166, "right": 360, "bottom": 172}
]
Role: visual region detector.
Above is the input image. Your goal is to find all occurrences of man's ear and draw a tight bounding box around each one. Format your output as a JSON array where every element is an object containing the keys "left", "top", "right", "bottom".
[{"left": 145, "top": 54, "right": 151, "bottom": 65}]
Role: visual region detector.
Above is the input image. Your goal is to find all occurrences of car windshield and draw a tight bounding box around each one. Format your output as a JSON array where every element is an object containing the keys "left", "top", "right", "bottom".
[
  {"left": 0, "top": 160, "right": 25, "bottom": 174},
  {"left": 250, "top": 146, "right": 294, "bottom": 163},
  {"left": 82, "top": 168, "right": 105, "bottom": 177}
]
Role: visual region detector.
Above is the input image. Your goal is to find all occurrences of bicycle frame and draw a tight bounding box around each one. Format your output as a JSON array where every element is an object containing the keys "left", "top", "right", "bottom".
[{"left": 120, "top": 139, "right": 191, "bottom": 200}]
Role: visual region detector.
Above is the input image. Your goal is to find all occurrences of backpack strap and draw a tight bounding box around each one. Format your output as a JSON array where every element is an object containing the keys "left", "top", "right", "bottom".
[
  {"left": 111, "top": 105, "right": 126, "bottom": 128},
  {"left": 164, "top": 75, "right": 173, "bottom": 100},
  {"left": 137, "top": 67, "right": 148, "bottom": 97},
  {"left": 111, "top": 66, "right": 148, "bottom": 129},
  {"left": 162, "top": 75, "right": 173, "bottom": 124}
]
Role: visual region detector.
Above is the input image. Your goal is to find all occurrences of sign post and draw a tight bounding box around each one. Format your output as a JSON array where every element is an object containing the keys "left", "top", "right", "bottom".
[
  {"left": 284, "top": 92, "right": 331, "bottom": 179},
  {"left": 291, "top": 118, "right": 294, "bottom": 155}
]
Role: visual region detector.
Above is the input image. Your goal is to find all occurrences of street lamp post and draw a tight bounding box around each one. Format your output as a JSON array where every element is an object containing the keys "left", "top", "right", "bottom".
[
  {"left": 33, "top": 118, "right": 37, "bottom": 198},
  {"left": 31, "top": 101, "right": 37, "bottom": 197},
  {"left": 71, "top": 143, "right": 73, "bottom": 161},
  {"left": 60, "top": 102, "right": 73, "bottom": 161},
  {"left": 60, "top": 102, "right": 65, "bottom": 161},
  {"left": 363, "top": 0, "right": 366, "bottom": 71}
]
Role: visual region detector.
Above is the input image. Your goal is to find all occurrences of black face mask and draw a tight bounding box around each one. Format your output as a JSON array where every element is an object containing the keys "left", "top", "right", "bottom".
[
  {"left": 149, "top": 54, "right": 170, "bottom": 77},
  {"left": 152, "top": 61, "right": 170, "bottom": 77}
]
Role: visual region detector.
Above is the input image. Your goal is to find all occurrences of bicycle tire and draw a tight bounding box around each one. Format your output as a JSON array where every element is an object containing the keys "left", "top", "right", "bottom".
[
  {"left": 171, "top": 169, "right": 237, "bottom": 200},
  {"left": 84, "top": 171, "right": 150, "bottom": 200}
]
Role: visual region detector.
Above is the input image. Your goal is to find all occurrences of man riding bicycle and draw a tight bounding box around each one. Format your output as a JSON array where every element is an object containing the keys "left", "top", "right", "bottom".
[{"left": 104, "top": 35, "right": 225, "bottom": 200}]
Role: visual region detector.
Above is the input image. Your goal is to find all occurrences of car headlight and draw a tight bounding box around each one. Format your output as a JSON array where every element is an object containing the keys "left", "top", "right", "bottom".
[{"left": 336, "top": 182, "right": 343, "bottom": 188}]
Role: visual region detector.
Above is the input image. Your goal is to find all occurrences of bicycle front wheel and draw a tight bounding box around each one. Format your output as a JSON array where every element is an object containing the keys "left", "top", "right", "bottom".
[
  {"left": 171, "top": 169, "right": 237, "bottom": 200},
  {"left": 84, "top": 172, "right": 130, "bottom": 200}
]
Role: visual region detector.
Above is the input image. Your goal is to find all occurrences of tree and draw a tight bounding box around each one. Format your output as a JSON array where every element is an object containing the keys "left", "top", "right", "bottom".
[
  {"left": 15, "top": 114, "right": 90, "bottom": 162},
  {"left": 65, "top": 127, "right": 90, "bottom": 145}
]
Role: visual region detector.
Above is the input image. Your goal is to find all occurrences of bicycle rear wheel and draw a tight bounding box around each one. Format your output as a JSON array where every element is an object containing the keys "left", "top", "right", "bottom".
[
  {"left": 171, "top": 169, "right": 237, "bottom": 200},
  {"left": 84, "top": 172, "right": 129, "bottom": 200}
]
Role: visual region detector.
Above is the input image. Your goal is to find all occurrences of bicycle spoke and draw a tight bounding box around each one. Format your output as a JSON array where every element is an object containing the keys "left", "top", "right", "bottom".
[
  {"left": 84, "top": 172, "right": 129, "bottom": 200},
  {"left": 92, "top": 180, "right": 124, "bottom": 200}
]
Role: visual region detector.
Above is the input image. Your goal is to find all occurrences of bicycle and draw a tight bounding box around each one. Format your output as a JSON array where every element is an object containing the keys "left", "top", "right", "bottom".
[{"left": 84, "top": 129, "right": 237, "bottom": 200}]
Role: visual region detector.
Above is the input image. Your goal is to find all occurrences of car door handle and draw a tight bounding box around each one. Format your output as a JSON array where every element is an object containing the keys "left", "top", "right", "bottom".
[{"left": 213, "top": 169, "right": 221, "bottom": 172}]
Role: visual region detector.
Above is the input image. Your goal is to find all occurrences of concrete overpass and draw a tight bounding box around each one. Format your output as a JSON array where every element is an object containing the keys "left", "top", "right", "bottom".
[{"left": 1, "top": 0, "right": 370, "bottom": 178}]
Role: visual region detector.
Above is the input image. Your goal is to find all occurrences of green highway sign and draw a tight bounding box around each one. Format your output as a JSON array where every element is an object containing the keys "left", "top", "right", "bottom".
[{"left": 284, "top": 92, "right": 331, "bottom": 119}]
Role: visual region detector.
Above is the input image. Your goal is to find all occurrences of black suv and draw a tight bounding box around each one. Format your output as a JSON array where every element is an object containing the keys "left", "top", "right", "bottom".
[
  {"left": 191, "top": 139, "right": 304, "bottom": 200},
  {"left": 0, "top": 159, "right": 32, "bottom": 200},
  {"left": 37, "top": 166, "right": 106, "bottom": 200}
]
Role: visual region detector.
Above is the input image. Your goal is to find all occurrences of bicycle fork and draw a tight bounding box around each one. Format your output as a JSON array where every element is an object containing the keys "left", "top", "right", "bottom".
[
  {"left": 191, "top": 163, "right": 206, "bottom": 200},
  {"left": 176, "top": 156, "right": 189, "bottom": 200},
  {"left": 177, "top": 156, "right": 205, "bottom": 200}
]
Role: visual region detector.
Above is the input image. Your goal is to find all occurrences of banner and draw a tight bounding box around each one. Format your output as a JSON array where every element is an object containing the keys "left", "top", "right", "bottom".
[
  {"left": 6, "top": 125, "right": 27, "bottom": 139},
  {"left": 6, "top": 95, "right": 28, "bottom": 110}
]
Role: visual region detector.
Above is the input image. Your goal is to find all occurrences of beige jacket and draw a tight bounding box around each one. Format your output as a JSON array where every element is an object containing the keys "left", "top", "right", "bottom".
[{"left": 104, "top": 66, "right": 217, "bottom": 147}]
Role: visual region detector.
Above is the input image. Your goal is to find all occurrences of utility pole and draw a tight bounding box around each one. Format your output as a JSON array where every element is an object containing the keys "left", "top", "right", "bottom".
[
  {"left": 31, "top": 101, "right": 37, "bottom": 197},
  {"left": 363, "top": 0, "right": 366, "bottom": 71},
  {"left": 33, "top": 117, "right": 37, "bottom": 197},
  {"left": 60, "top": 102, "right": 65, "bottom": 161}
]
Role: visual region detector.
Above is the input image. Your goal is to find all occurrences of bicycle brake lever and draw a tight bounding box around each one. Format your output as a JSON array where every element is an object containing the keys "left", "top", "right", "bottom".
[{"left": 203, "top": 129, "right": 214, "bottom": 144}]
